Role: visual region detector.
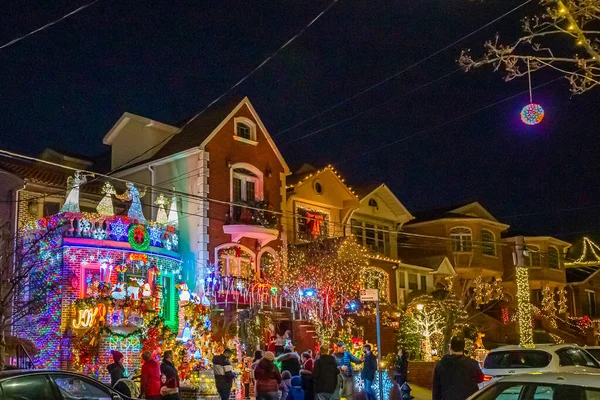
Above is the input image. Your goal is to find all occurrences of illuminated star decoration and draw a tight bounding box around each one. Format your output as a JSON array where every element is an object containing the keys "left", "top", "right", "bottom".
[
  {"left": 109, "top": 218, "right": 129, "bottom": 241},
  {"left": 148, "top": 224, "right": 163, "bottom": 247},
  {"left": 520, "top": 104, "right": 544, "bottom": 125}
]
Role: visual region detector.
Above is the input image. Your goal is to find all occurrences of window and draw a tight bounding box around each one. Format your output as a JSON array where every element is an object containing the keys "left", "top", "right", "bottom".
[
  {"left": 481, "top": 229, "right": 496, "bottom": 256},
  {"left": 483, "top": 350, "right": 552, "bottom": 369},
  {"left": 524, "top": 245, "right": 541, "bottom": 267},
  {"left": 297, "top": 207, "right": 329, "bottom": 240},
  {"left": 398, "top": 272, "right": 405, "bottom": 289},
  {"left": 218, "top": 246, "right": 255, "bottom": 278},
  {"left": 237, "top": 123, "right": 251, "bottom": 140},
  {"left": 1, "top": 374, "right": 57, "bottom": 400},
  {"left": 313, "top": 180, "right": 324, "bottom": 195},
  {"left": 231, "top": 167, "right": 261, "bottom": 221},
  {"left": 585, "top": 290, "right": 597, "bottom": 317},
  {"left": 548, "top": 246, "right": 560, "bottom": 269},
  {"left": 555, "top": 347, "right": 600, "bottom": 367},
  {"left": 260, "top": 251, "right": 276, "bottom": 279},
  {"left": 473, "top": 384, "right": 600, "bottom": 400},
  {"left": 450, "top": 227, "right": 472, "bottom": 252},
  {"left": 408, "top": 273, "right": 418, "bottom": 290},
  {"left": 420, "top": 275, "right": 427, "bottom": 291},
  {"left": 368, "top": 198, "right": 378, "bottom": 209},
  {"left": 351, "top": 219, "right": 390, "bottom": 256},
  {"left": 52, "top": 374, "right": 114, "bottom": 400},
  {"left": 474, "top": 383, "right": 524, "bottom": 400}
]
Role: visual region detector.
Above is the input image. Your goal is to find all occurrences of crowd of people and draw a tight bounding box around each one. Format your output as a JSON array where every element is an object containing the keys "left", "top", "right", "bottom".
[{"left": 106, "top": 335, "right": 484, "bottom": 400}]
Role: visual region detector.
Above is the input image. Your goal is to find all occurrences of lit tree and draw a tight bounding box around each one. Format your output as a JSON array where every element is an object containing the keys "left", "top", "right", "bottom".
[
  {"left": 459, "top": 0, "right": 600, "bottom": 94},
  {"left": 396, "top": 311, "right": 421, "bottom": 360},
  {"left": 0, "top": 218, "right": 65, "bottom": 370},
  {"left": 408, "top": 295, "right": 444, "bottom": 362}
]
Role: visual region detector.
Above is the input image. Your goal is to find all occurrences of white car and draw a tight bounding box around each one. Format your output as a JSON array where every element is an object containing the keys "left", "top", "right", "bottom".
[
  {"left": 584, "top": 346, "right": 600, "bottom": 362},
  {"left": 480, "top": 344, "right": 600, "bottom": 388},
  {"left": 468, "top": 372, "right": 600, "bottom": 400}
]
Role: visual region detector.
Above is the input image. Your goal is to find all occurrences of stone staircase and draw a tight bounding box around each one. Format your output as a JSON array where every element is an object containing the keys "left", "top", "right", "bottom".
[{"left": 293, "top": 320, "right": 319, "bottom": 352}]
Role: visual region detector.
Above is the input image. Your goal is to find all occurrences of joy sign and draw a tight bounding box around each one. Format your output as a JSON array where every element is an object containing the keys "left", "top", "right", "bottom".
[{"left": 72, "top": 303, "right": 107, "bottom": 329}]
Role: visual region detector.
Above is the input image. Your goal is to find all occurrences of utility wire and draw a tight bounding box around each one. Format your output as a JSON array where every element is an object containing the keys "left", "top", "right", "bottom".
[
  {"left": 272, "top": 0, "right": 533, "bottom": 138},
  {"left": 0, "top": 0, "right": 102, "bottom": 50},
  {"left": 113, "top": 0, "right": 341, "bottom": 172}
]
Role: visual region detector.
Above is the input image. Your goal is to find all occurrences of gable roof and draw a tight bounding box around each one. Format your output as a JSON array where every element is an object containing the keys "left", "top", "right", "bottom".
[
  {"left": 357, "top": 183, "right": 414, "bottom": 222},
  {"left": 565, "top": 237, "right": 600, "bottom": 267},
  {"left": 286, "top": 165, "right": 357, "bottom": 198},
  {"left": 407, "top": 201, "right": 508, "bottom": 228},
  {"left": 566, "top": 265, "right": 600, "bottom": 284},
  {"left": 401, "top": 255, "right": 457, "bottom": 275},
  {"left": 112, "top": 97, "right": 290, "bottom": 174}
]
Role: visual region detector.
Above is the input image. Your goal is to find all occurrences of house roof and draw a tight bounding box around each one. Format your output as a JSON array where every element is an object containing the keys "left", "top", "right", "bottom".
[
  {"left": 356, "top": 183, "right": 415, "bottom": 222},
  {"left": 0, "top": 158, "right": 104, "bottom": 195},
  {"left": 566, "top": 265, "right": 600, "bottom": 284},
  {"left": 406, "top": 201, "right": 507, "bottom": 228},
  {"left": 565, "top": 237, "right": 600, "bottom": 266},
  {"left": 286, "top": 164, "right": 357, "bottom": 198},
  {"left": 112, "top": 96, "right": 290, "bottom": 174}
]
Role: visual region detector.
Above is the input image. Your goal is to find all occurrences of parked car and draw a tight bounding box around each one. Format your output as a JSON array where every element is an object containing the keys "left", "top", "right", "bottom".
[
  {"left": 468, "top": 372, "right": 600, "bottom": 400},
  {"left": 0, "top": 369, "right": 132, "bottom": 400},
  {"left": 480, "top": 344, "right": 600, "bottom": 388}
]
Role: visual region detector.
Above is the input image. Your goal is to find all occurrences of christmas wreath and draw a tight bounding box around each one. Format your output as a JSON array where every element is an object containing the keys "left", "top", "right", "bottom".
[{"left": 129, "top": 224, "right": 150, "bottom": 251}]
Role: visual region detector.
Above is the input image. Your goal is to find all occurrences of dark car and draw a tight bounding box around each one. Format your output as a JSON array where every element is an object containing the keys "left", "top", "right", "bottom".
[{"left": 0, "top": 369, "right": 132, "bottom": 400}]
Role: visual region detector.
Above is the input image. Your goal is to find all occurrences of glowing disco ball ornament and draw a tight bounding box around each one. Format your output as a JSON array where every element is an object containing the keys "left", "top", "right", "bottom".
[{"left": 520, "top": 103, "right": 544, "bottom": 125}]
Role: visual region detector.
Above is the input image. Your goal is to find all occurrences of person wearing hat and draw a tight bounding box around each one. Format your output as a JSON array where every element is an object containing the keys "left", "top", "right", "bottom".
[
  {"left": 107, "top": 350, "right": 131, "bottom": 397},
  {"left": 254, "top": 351, "right": 282, "bottom": 400},
  {"left": 277, "top": 347, "right": 301, "bottom": 376}
]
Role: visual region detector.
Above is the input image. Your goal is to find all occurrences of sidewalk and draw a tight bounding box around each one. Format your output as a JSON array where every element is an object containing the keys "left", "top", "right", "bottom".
[{"left": 409, "top": 384, "right": 432, "bottom": 400}]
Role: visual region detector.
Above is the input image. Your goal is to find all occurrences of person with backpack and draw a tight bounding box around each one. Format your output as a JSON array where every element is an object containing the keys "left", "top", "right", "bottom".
[{"left": 213, "top": 348, "right": 235, "bottom": 400}]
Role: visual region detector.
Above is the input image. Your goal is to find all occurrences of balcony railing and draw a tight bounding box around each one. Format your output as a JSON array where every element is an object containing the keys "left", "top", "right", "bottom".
[
  {"left": 61, "top": 212, "right": 179, "bottom": 252},
  {"left": 225, "top": 201, "right": 278, "bottom": 229}
]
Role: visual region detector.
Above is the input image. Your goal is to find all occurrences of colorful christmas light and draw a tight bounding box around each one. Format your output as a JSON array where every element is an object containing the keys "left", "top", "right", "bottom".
[{"left": 520, "top": 103, "right": 544, "bottom": 125}]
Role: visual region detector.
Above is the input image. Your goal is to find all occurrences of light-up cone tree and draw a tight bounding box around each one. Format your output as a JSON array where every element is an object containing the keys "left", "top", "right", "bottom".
[{"left": 459, "top": 0, "right": 600, "bottom": 94}]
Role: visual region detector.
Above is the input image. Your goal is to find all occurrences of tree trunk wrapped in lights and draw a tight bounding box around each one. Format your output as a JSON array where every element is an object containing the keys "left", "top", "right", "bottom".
[{"left": 407, "top": 295, "right": 444, "bottom": 362}]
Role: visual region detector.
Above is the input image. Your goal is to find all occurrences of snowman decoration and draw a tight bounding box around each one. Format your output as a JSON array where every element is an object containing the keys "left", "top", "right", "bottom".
[{"left": 176, "top": 282, "right": 190, "bottom": 302}]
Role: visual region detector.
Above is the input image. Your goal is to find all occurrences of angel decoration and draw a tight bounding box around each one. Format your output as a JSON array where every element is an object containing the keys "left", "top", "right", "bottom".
[
  {"left": 167, "top": 190, "right": 179, "bottom": 228},
  {"left": 61, "top": 171, "right": 92, "bottom": 213},
  {"left": 116, "top": 182, "right": 147, "bottom": 223},
  {"left": 96, "top": 182, "right": 116, "bottom": 216},
  {"left": 155, "top": 193, "right": 169, "bottom": 224}
]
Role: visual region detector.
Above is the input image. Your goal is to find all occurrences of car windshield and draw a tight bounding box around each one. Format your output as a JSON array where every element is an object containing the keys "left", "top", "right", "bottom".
[{"left": 483, "top": 350, "right": 552, "bottom": 369}]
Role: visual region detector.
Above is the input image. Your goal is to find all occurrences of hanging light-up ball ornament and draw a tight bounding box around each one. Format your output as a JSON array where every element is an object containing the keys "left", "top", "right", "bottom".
[{"left": 520, "top": 103, "right": 545, "bottom": 125}]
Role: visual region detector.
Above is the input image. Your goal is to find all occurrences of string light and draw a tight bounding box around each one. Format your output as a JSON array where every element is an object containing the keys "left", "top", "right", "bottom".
[
  {"left": 155, "top": 194, "right": 169, "bottom": 224},
  {"left": 516, "top": 266, "right": 534, "bottom": 346},
  {"left": 566, "top": 237, "right": 600, "bottom": 266},
  {"left": 286, "top": 165, "right": 359, "bottom": 198}
]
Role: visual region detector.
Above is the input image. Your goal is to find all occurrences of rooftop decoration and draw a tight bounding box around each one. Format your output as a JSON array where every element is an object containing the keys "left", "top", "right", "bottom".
[
  {"left": 286, "top": 165, "right": 358, "bottom": 198},
  {"left": 565, "top": 237, "right": 600, "bottom": 266},
  {"left": 97, "top": 182, "right": 116, "bottom": 216},
  {"left": 116, "top": 182, "right": 147, "bottom": 223},
  {"left": 167, "top": 192, "right": 179, "bottom": 228},
  {"left": 155, "top": 194, "right": 169, "bottom": 224},
  {"left": 61, "top": 172, "right": 90, "bottom": 213}
]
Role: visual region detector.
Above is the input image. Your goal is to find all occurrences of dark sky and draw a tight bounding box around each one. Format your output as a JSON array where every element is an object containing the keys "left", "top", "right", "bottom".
[{"left": 2, "top": 0, "right": 600, "bottom": 240}]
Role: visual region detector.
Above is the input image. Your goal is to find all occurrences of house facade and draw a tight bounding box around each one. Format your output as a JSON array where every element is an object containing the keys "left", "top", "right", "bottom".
[{"left": 106, "top": 98, "right": 290, "bottom": 292}]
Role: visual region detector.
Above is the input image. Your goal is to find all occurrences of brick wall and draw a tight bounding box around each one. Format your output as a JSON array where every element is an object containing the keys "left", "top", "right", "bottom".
[{"left": 407, "top": 361, "right": 435, "bottom": 389}]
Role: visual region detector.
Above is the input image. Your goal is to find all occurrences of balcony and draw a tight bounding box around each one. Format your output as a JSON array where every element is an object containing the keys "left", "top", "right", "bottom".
[{"left": 224, "top": 201, "right": 279, "bottom": 246}]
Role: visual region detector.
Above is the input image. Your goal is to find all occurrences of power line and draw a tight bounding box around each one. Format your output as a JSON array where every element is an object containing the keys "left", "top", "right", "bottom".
[
  {"left": 272, "top": 0, "right": 533, "bottom": 138},
  {"left": 113, "top": 0, "right": 341, "bottom": 172},
  {"left": 0, "top": 0, "right": 102, "bottom": 51},
  {"left": 280, "top": 68, "right": 462, "bottom": 146},
  {"left": 334, "top": 74, "right": 563, "bottom": 166}
]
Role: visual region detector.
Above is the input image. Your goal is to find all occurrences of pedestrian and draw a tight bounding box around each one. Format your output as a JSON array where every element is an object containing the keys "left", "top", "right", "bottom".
[
  {"left": 160, "top": 350, "right": 181, "bottom": 400},
  {"left": 278, "top": 347, "right": 302, "bottom": 376},
  {"left": 140, "top": 351, "right": 161, "bottom": 400},
  {"left": 213, "top": 348, "right": 235, "bottom": 400},
  {"left": 288, "top": 376, "right": 305, "bottom": 400},
  {"left": 361, "top": 344, "right": 377, "bottom": 400},
  {"left": 394, "top": 349, "right": 408, "bottom": 386},
  {"left": 312, "top": 345, "right": 340, "bottom": 400},
  {"left": 281, "top": 370, "right": 292, "bottom": 400},
  {"left": 333, "top": 342, "right": 362, "bottom": 399},
  {"left": 432, "top": 336, "right": 484, "bottom": 400},
  {"left": 107, "top": 350, "right": 132, "bottom": 397},
  {"left": 301, "top": 352, "right": 314, "bottom": 373},
  {"left": 254, "top": 351, "right": 282, "bottom": 400}
]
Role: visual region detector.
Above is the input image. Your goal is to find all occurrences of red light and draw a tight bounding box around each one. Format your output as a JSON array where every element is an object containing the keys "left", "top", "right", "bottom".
[{"left": 483, "top": 374, "right": 493, "bottom": 382}]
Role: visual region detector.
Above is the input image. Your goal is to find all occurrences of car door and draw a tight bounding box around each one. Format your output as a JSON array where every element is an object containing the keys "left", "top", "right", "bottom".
[
  {"left": 0, "top": 373, "right": 60, "bottom": 400},
  {"left": 49, "top": 373, "right": 123, "bottom": 400}
]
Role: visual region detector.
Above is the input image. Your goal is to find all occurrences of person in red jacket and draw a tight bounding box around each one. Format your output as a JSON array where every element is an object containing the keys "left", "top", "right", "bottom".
[{"left": 140, "top": 351, "right": 161, "bottom": 400}]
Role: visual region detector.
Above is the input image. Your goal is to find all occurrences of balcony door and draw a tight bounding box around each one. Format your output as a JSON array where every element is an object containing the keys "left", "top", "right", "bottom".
[{"left": 232, "top": 168, "right": 259, "bottom": 221}]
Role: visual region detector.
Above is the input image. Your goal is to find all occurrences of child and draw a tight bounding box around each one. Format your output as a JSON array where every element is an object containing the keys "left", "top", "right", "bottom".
[
  {"left": 288, "top": 376, "right": 304, "bottom": 400},
  {"left": 332, "top": 367, "right": 345, "bottom": 400},
  {"left": 280, "top": 371, "right": 292, "bottom": 400}
]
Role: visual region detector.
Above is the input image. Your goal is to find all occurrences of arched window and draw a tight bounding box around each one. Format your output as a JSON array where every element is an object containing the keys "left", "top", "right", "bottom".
[
  {"left": 525, "top": 245, "right": 541, "bottom": 267},
  {"left": 237, "top": 123, "right": 251, "bottom": 139},
  {"left": 234, "top": 117, "right": 257, "bottom": 142},
  {"left": 450, "top": 227, "right": 472, "bottom": 252},
  {"left": 481, "top": 229, "right": 496, "bottom": 256},
  {"left": 548, "top": 246, "right": 560, "bottom": 269},
  {"left": 259, "top": 249, "right": 276, "bottom": 279},
  {"left": 216, "top": 245, "right": 255, "bottom": 278}
]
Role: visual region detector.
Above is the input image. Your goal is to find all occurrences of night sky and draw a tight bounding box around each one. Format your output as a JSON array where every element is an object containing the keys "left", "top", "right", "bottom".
[{"left": 2, "top": 0, "right": 600, "bottom": 240}]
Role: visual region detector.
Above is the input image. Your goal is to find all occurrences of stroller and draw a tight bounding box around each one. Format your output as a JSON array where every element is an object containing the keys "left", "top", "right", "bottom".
[{"left": 114, "top": 377, "right": 141, "bottom": 399}]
